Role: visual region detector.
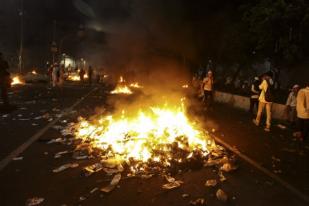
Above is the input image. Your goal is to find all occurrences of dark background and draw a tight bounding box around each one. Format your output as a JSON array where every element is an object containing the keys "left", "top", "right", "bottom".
[{"left": 0, "top": 0, "right": 309, "bottom": 85}]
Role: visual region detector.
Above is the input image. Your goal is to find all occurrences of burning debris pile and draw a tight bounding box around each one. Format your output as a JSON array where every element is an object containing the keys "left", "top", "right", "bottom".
[
  {"left": 63, "top": 102, "right": 216, "bottom": 175},
  {"left": 11, "top": 75, "right": 25, "bottom": 86},
  {"left": 111, "top": 76, "right": 143, "bottom": 94}
]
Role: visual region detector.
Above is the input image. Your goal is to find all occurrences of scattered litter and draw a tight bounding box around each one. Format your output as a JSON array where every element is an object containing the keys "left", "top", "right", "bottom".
[
  {"left": 218, "top": 171, "right": 227, "bottom": 182},
  {"left": 205, "top": 179, "right": 217, "bottom": 187},
  {"left": 90, "top": 187, "right": 99, "bottom": 194},
  {"left": 103, "top": 165, "right": 124, "bottom": 175},
  {"left": 182, "top": 194, "right": 190, "bottom": 198},
  {"left": 271, "top": 156, "right": 281, "bottom": 162},
  {"left": 13, "top": 156, "right": 23, "bottom": 161},
  {"left": 162, "top": 175, "right": 184, "bottom": 190},
  {"left": 101, "top": 173, "right": 121, "bottom": 193},
  {"left": 216, "top": 189, "right": 228, "bottom": 202},
  {"left": 2, "top": 114, "right": 9, "bottom": 118},
  {"left": 84, "top": 163, "right": 104, "bottom": 176},
  {"left": 54, "top": 151, "right": 70, "bottom": 158},
  {"left": 277, "top": 124, "right": 287, "bottom": 130},
  {"left": 52, "top": 125, "right": 64, "bottom": 130},
  {"left": 47, "top": 138, "right": 65, "bottom": 144},
  {"left": 32, "top": 123, "right": 39, "bottom": 126},
  {"left": 79, "top": 196, "right": 86, "bottom": 201},
  {"left": 26, "top": 197, "right": 44, "bottom": 206},
  {"left": 220, "top": 162, "right": 237, "bottom": 172},
  {"left": 190, "top": 198, "right": 206, "bottom": 205},
  {"left": 34, "top": 116, "right": 43, "bottom": 120},
  {"left": 53, "top": 163, "right": 79, "bottom": 173}
]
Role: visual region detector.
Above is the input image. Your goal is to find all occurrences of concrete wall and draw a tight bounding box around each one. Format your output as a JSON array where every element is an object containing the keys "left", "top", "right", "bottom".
[{"left": 214, "top": 91, "right": 287, "bottom": 120}]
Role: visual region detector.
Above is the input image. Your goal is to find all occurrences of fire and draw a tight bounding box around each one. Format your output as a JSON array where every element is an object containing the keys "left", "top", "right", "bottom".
[
  {"left": 69, "top": 101, "right": 215, "bottom": 173},
  {"left": 11, "top": 76, "right": 25, "bottom": 86},
  {"left": 182, "top": 84, "right": 189, "bottom": 88},
  {"left": 130, "top": 82, "right": 143, "bottom": 88},
  {"left": 111, "top": 76, "right": 133, "bottom": 94},
  {"left": 67, "top": 73, "right": 89, "bottom": 81},
  {"left": 111, "top": 86, "right": 133, "bottom": 94}
]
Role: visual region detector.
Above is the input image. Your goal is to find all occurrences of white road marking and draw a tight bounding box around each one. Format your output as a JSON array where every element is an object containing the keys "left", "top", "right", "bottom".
[{"left": 0, "top": 87, "right": 97, "bottom": 171}]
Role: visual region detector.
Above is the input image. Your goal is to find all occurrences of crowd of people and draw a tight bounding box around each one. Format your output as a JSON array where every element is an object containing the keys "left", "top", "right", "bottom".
[
  {"left": 193, "top": 68, "right": 309, "bottom": 141},
  {"left": 47, "top": 63, "right": 96, "bottom": 87}
]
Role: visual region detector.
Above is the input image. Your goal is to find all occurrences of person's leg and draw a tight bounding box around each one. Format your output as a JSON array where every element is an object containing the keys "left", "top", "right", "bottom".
[
  {"left": 255, "top": 101, "right": 265, "bottom": 125},
  {"left": 265, "top": 102, "right": 272, "bottom": 130},
  {"left": 249, "top": 98, "right": 254, "bottom": 113},
  {"left": 303, "top": 119, "right": 309, "bottom": 140}
]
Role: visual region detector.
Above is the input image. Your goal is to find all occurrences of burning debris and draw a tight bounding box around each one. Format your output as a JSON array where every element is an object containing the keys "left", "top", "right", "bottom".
[
  {"left": 65, "top": 101, "right": 216, "bottom": 175},
  {"left": 111, "top": 76, "right": 143, "bottom": 94},
  {"left": 11, "top": 75, "right": 25, "bottom": 86}
]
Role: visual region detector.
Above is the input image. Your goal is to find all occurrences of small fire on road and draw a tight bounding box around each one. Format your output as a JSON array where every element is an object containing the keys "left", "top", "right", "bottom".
[
  {"left": 11, "top": 76, "right": 25, "bottom": 86},
  {"left": 111, "top": 76, "right": 134, "bottom": 94}
]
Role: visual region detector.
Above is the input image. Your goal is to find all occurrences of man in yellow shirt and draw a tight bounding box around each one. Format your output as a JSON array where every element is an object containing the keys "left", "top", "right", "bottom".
[
  {"left": 294, "top": 83, "right": 309, "bottom": 141},
  {"left": 253, "top": 73, "right": 273, "bottom": 132}
]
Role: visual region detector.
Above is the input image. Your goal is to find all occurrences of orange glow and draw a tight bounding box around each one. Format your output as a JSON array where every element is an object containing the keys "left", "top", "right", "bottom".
[{"left": 11, "top": 76, "right": 25, "bottom": 86}]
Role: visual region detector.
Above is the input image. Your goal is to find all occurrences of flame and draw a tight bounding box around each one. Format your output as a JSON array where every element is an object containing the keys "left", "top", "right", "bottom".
[
  {"left": 111, "top": 76, "right": 133, "bottom": 94},
  {"left": 69, "top": 101, "right": 215, "bottom": 173},
  {"left": 11, "top": 76, "right": 25, "bottom": 86},
  {"left": 111, "top": 85, "right": 133, "bottom": 94},
  {"left": 182, "top": 84, "right": 189, "bottom": 88},
  {"left": 130, "top": 82, "right": 143, "bottom": 88},
  {"left": 67, "top": 73, "right": 89, "bottom": 81}
]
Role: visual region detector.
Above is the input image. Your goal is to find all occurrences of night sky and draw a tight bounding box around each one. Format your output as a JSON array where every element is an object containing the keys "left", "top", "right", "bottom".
[{"left": 0, "top": 0, "right": 243, "bottom": 70}]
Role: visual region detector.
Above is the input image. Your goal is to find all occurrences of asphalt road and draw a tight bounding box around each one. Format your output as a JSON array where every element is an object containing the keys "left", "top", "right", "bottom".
[{"left": 0, "top": 83, "right": 308, "bottom": 206}]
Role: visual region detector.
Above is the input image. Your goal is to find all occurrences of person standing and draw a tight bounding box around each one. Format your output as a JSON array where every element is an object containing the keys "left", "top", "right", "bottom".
[
  {"left": 88, "top": 66, "right": 93, "bottom": 85},
  {"left": 249, "top": 77, "right": 260, "bottom": 114},
  {"left": 0, "top": 52, "right": 11, "bottom": 106},
  {"left": 294, "top": 83, "right": 309, "bottom": 141},
  {"left": 79, "top": 68, "right": 85, "bottom": 82},
  {"left": 52, "top": 63, "right": 60, "bottom": 87},
  {"left": 286, "top": 85, "right": 300, "bottom": 126},
  {"left": 253, "top": 72, "right": 274, "bottom": 132},
  {"left": 202, "top": 70, "right": 214, "bottom": 110}
]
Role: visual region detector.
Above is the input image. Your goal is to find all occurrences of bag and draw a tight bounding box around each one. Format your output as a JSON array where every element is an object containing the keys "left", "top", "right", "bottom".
[{"left": 265, "top": 80, "right": 273, "bottom": 102}]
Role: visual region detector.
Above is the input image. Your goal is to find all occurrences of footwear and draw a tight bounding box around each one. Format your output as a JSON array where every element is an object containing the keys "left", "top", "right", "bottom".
[
  {"left": 264, "top": 127, "right": 270, "bottom": 132},
  {"left": 252, "top": 119, "right": 259, "bottom": 126}
]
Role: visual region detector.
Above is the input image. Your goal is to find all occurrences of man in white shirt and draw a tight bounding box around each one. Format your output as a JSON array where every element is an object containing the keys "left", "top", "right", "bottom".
[
  {"left": 294, "top": 83, "right": 309, "bottom": 141},
  {"left": 253, "top": 72, "right": 273, "bottom": 132},
  {"left": 286, "top": 85, "right": 300, "bottom": 125},
  {"left": 202, "top": 70, "right": 214, "bottom": 110}
]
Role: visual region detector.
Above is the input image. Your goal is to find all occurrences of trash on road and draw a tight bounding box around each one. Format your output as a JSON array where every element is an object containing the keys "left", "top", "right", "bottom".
[
  {"left": 26, "top": 197, "right": 44, "bottom": 206},
  {"left": 53, "top": 163, "right": 79, "bottom": 173},
  {"left": 13, "top": 156, "right": 24, "bottom": 161},
  {"left": 190, "top": 198, "right": 206, "bottom": 205},
  {"left": 182, "top": 193, "right": 190, "bottom": 198},
  {"left": 277, "top": 124, "right": 287, "bottom": 130},
  {"left": 216, "top": 189, "right": 228, "bottom": 202},
  {"left": 220, "top": 162, "right": 237, "bottom": 172},
  {"left": 47, "top": 138, "right": 65, "bottom": 144},
  {"left": 54, "top": 150, "right": 70, "bottom": 158},
  {"left": 162, "top": 177, "right": 183, "bottom": 190},
  {"left": 84, "top": 163, "right": 104, "bottom": 176},
  {"left": 101, "top": 173, "right": 121, "bottom": 193},
  {"left": 205, "top": 179, "right": 217, "bottom": 187}
]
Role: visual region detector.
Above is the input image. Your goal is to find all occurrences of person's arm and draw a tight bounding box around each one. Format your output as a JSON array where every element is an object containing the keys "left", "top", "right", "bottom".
[
  {"left": 251, "top": 84, "right": 259, "bottom": 94},
  {"left": 259, "top": 80, "right": 266, "bottom": 91},
  {"left": 286, "top": 92, "right": 292, "bottom": 106}
]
